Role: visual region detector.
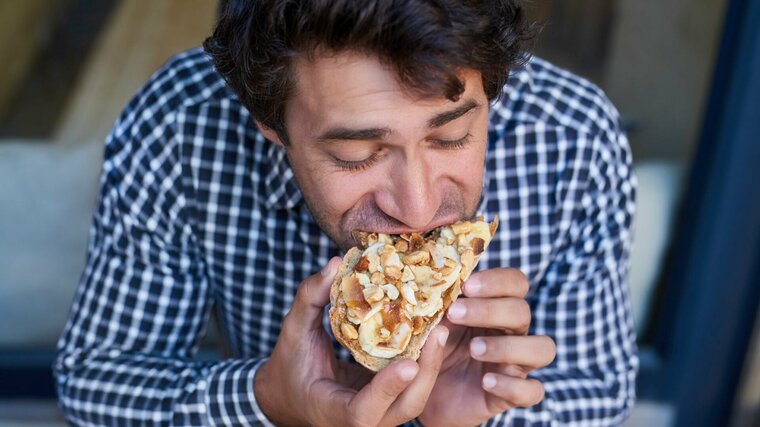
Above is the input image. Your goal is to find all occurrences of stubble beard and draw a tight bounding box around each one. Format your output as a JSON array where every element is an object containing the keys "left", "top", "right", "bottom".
[{"left": 300, "top": 186, "right": 482, "bottom": 253}]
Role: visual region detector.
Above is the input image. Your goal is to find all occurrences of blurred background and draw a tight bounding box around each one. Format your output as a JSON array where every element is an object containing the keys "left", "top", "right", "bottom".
[{"left": 0, "top": 0, "right": 757, "bottom": 426}]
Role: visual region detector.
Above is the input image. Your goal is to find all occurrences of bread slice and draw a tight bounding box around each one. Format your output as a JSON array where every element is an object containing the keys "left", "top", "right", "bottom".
[{"left": 329, "top": 216, "right": 498, "bottom": 371}]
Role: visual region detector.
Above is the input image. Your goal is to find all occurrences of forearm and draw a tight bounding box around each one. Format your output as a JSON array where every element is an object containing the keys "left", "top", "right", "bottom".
[{"left": 54, "top": 348, "right": 274, "bottom": 426}]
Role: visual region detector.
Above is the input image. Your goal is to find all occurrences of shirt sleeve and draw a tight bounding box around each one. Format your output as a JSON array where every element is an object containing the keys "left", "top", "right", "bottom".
[
  {"left": 487, "top": 125, "right": 639, "bottom": 425},
  {"left": 53, "top": 96, "right": 276, "bottom": 426}
]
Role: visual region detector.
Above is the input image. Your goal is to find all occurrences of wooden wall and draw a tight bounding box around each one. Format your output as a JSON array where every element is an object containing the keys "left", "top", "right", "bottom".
[{"left": 55, "top": 0, "right": 218, "bottom": 145}]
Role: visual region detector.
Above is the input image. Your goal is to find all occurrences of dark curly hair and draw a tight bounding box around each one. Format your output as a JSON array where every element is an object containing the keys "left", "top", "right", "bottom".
[{"left": 204, "top": 0, "right": 538, "bottom": 143}]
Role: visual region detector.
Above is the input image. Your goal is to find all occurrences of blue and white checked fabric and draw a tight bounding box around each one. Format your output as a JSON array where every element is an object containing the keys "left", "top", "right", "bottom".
[{"left": 55, "top": 47, "right": 638, "bottom": 426}]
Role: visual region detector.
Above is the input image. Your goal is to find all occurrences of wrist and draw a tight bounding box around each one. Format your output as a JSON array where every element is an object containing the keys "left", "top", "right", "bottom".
[{"left": 254, "top": 360, "right": 307, "bottom": 426}]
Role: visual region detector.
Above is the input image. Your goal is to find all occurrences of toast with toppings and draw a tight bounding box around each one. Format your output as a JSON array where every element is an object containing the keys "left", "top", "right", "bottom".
[{"left": 329, "top": 216, "right": 499, "bottom": 371}]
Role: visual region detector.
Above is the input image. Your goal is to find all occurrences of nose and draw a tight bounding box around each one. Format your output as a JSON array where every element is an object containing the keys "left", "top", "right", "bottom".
[{"left": 374, "top": 155, "right": 440, "bottom": 231}]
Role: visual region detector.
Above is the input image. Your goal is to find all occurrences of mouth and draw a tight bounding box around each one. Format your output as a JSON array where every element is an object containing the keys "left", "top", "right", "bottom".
[{"left": 350, "top": 214, "right": 464, "bottom": 242}]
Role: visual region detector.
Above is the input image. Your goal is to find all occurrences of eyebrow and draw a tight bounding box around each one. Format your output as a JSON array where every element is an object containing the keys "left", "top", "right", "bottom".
[
  {"left": 427, "top": 99, "right": 480, "bottom": 128},
  {"left": 317, "top": 127, "right": 391, "bottom": 142},
  {"left": 316, "top": 99, "right": 480, "bottom": 142}
]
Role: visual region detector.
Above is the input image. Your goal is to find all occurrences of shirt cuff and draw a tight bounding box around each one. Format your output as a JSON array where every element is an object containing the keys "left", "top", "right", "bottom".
[{"left": 203, "top": 357, "right": 276, "bottom": 427}]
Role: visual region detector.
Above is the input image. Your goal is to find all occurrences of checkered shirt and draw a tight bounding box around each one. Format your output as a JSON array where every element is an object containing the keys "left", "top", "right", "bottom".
[{"left": 54, "top": 47, "right": 638, "bottom": 426}]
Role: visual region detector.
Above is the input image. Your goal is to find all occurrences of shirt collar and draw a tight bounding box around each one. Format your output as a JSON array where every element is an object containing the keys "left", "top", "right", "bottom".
[{"left": 261, "top": 140, "right": 303, "bottom": 210}]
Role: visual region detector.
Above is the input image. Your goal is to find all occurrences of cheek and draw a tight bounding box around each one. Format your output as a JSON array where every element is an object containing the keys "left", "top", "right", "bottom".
[
  {"left": 305, "top": 164, "right": 379, "bottom": 217},
  {"left": 433, "top": 143, "right": 486, "bottom": 188},
  {"left": 287, "top": 141, "right": 381, "bottom": 221},
  {"left": 321, "top": 179, "right": 366, "bottom": 214}
]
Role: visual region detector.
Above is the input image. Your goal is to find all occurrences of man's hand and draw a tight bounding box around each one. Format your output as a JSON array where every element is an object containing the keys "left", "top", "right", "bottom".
[
  {"left": 255, "top": 257, "right": 450, "bottom": 427},
  {"left": 418, "top": 268, "right": 556, "bottom": 427}
]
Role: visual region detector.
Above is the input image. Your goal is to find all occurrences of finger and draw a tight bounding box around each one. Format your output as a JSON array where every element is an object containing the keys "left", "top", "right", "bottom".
[
  {"left": 348, "top": 360, "right": 419, "bottom": 427},
  {"left": 470, "top": 335, "right": 556, "bottom": 369},
  {"left": 447, "top": 297, "right": 531, "bottom": 334},
  {"left": 482, "top": 373, "right": 545, "bottom": 408},
  {"left": 384, "top": 326, "right": 449, "bottom": 424},
  {"left": 463, "top": 268, "right": 529, "bottom": 298},
  {"left": 492, "top": 363, "right": 529, "bottom": 378},
  {"left": 286, "top": 256, "right": 342, "bottom": 331},
  {"left": 436, "top": 317, "right": 466, "bottom": 350}
]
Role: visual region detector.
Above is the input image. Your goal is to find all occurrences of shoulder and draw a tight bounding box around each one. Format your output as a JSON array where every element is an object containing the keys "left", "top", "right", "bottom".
[
  {"left": 139, "top": 47, "right": 234, "bottom": 109},
  {"left": 101, "top": 48, "right": 251, "bottom": 192},
  {"left": 103, "top": 47, "right": 252, "bottom": 170},
  {"left": 109, "top": 47, "right": 242, "bottom": 144},
  {"left": 489, "top": 56, "right": 622, "bottom": 141}
]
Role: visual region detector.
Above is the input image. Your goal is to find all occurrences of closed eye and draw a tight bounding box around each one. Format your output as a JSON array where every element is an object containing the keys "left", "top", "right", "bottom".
[
  {"left": 333, "top": 151, "right": 381, "bottom": 172},
  {"left": 431, "top": 133, "right": 472, "bottom": 149},
  {"left": 332, "top": 132, "right": 473, "bottom": 172}
]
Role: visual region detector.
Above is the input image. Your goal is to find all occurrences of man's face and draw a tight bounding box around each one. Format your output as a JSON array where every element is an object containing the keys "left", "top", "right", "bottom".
[{"left": 261, "top": 52, "right": 489, "bottom": 251}]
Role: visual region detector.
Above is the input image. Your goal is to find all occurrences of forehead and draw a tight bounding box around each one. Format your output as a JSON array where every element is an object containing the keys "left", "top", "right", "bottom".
[{"left": 287, "top": 52, "right": 484, "bottom": 131}]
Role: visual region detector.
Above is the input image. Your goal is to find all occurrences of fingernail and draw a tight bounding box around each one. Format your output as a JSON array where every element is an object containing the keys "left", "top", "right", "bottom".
[
  {"left": 400, "top": 365, "right": 418, "bottom": 381},
  {"left": 465, "top": 278, "right": 481, "bottom": 295},
  {"left": 447, "top": 302, "right": 466, "bottom": 320},
  {"left": 483, "top": 374, "right": 497, "bottom": 390},
  {"left": 437, "top": 328, "right": 449, "bottom": 346},
  {"left": 471, "top": 338, "right": 486, "bottom": 356}
]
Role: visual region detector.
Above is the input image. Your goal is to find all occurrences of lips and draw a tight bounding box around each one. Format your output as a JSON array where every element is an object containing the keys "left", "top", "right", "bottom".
[{"left": 351, "top": 214, "right": 465, "bottom": 238}]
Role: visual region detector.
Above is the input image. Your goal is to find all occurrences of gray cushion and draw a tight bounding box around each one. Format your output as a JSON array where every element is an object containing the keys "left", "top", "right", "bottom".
[{"left": 0, "top": 139, "right": 102, "bottom": 347}]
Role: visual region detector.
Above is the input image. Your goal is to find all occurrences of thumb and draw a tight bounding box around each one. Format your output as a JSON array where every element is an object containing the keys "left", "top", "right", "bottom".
[{"left": 288, "top": 256, "right": 342, "bottom": 331}]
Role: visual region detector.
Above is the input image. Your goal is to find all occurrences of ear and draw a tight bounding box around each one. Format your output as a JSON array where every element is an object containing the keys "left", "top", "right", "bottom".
[{"left": 254, "top": 120, "right": 285, "bottom": 146}]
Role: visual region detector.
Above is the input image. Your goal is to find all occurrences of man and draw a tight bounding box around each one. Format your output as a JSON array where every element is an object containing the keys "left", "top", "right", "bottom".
[{"left": 55, "top": 0, "right": 638, "bottom": 425}]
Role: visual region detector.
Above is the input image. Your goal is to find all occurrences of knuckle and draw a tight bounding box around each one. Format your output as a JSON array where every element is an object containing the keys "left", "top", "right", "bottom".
[
  {"left": 515, "top": 299, "right": 532, "bottom": 330},
  {"left": 542, "top": 336, "right": 557, "bottom": 360},
  {"left": 398, "top": 401, "right": 426, "bottom": 421},
  {"left": 297, "top": 276, "right": 316, "bottom": 302},
  {"left": 500, "top": 336, "right": 516, "bottom": 357},
  {"left": 502, "top": 364, "right": 526, "bottom": 378},
  {"left": 346, "top": 409, "right": 373, "bottom": 427},
  {"left": 280, "top": 311, "right": 298, "bottom": 336},
  {"left": 486, "top": 396, "right": 512, "bottom": 415},
  {"left": 512, "top": 269, "right": 530, "bottom": 294},
  {"left": 380, "top": 387, "right": 399, "bottom": 400},
  {"left": 530, "top": 380, "right": 546, "bottom": 404},
  {"left": 378, "top": 371, "right": 406, "bottom": 401},
  {"left": 501, "top": 379, "right": 522, "bottom": 403},
  {"left": 480, "top": 302, "right": 496, "bottom": 324},
  {"left": 280, "top": 315, "right": 293, "bottom": 337},
  {"left": 376, "top": 379, "right": 403, "bottom": 400}
]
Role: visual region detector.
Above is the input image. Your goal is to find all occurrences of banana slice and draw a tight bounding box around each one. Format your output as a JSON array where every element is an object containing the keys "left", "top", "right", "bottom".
[{"left": 359, "top": 313, "right": 413, "bottom": 358}]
